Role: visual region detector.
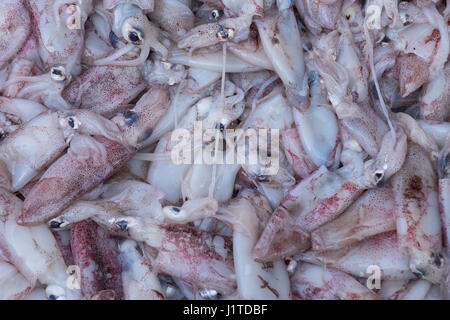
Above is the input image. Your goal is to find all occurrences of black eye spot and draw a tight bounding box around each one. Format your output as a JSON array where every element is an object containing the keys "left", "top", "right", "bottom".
[
  {"left": 373, "top": 171, "right": 385, "bottom": 187},
  {"left": 215, "top": 122, "right": 225, "bottom": 131},
  {"left": 305, "top": 42, "right": 313, "bottom": 52},
  {"left": 171, "top": 207, "right": 180, "bottom": 213},
  {"left": 257, "top": 174, "right": 269, "bottom": 182},
  {"left": 50, "top": 220, "right": 61, "bottom": 229},
  {"left": 67, "top": 117, "right": 75, "bottom": 128},
  {"left": 48, "top": 295, "right": 58, "bottom": 300},
  {"left": 124, "top": 111, "right": 138, "bottom": 125},
  {"left": 52, "top": 69, "right": 63, "bottom": 77},
  {"left": 210, "top": 9, "right": 223, "bottom": 21},
  {"left": 216, "top": 26, "right": 232, "bottom": 40},
  {"left": 434, "top": 253, "right": 444, "bottom": 267},
  {"left": 129, "top": 31, "right": 140, "bottom": 43},
  {"left": 116, "top": 220, "right": 128, "bottom": 231},
  {"left": 412, "top": 268, "right": 426, "bottom": 278}
]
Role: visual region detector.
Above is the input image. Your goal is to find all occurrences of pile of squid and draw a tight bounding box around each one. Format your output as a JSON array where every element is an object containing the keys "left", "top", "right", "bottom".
[{"left": 0, "top": 0, "right": 449, "bottom": 300}]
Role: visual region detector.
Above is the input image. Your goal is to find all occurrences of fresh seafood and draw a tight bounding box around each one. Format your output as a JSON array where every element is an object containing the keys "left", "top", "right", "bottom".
[{"left": 0, "top": 0, "right": 449, "bottom": 301}]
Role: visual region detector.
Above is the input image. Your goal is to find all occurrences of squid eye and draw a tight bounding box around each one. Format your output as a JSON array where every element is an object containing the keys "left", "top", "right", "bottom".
[
  {"left": 128, "top": 31, "right": 140, "bottom": 43},
  {"left": 372, "top": 170, "right": 385, "bottom": 187},
  {"left": 215, "top": 122, "right": 225, "bottom": 131},
  {"left": 66, "top": 116, "right": 79, "bottom": 129},
  {"left": 257, "top": 174, "right": 269, "bottom": 182},
  {"left": 210, "top": 9, "right": 223, "bottom": 21},
  {"left": 68, "top": 117, "right": 75, "bottom": 128},
  {"left": 49, "top": 217, "right": 68, "bottom": 229},
  {"left": 400, "top": 12, "right": 413, "bottom": 26},
  {"left": 49, "top": 220, "right": 62, "bottom": 229},
  {"left": 381, "top": 35, "right": 391, "bottom": 43},
  {"left": 216, "top": 26, "right": 234, "bottom": 41},
  {"left": 412, "top": 268, "right": 426, "bottom": 279},
  {"left": 124, "top": 24, "right": 144, "bottom": 45},
  {"left": 433, "top": 252, "right": 444, "bottom": 268},
  {"left": 116, "top": 220, "right": 128, "bottom": 231},
  {"left": 48, "top": 295, "right": 58, "bottom": 300},
  {"left": 59, "top": 115, "right": 80, "bottom": 130},
  {"left": 50, "top": 66, "right": 68, "bottom": 82},
  {"left": 124, "top": 110, "right": 138, "bottom": 126},
  {"left": 171, "top": 207, "right": 181, "bottom": 213}
]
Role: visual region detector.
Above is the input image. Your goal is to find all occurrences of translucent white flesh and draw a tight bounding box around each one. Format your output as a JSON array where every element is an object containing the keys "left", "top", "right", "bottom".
[{"left": 294, "top": 106, "right": 338, "bottom": 166}]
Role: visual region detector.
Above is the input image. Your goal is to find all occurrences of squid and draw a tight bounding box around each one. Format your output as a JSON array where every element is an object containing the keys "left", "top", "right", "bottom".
[
  {"left": 0, "top": 259, "right": 33, "bottom": 300},
  {"left": 177, "top": 0, "right": 263, "bottom": 51},
  {"left": 94, "top": 3, "right": 168, "bottom": 66},
  {"left": 311, "top": 187, "right": 396, "bottom": 251},
  {"left": 118, "top": 240, "right": 165, "bottom": 300},
  {"left": 299, "top": 231, "right": 416, "bottom": 281},
  {"left": 18, "top": 133, "right": 136, "bottom": 226},
  {"left": 0, "top": 109, "right": 125, "bottom": 192},
  {"left": 28, "top": 0, "right": 94, "bottom": 76},
  {"left": 153, "top": 224, "right": 236, "bottom": 295},
  {"left": 253, "top": 165, "right": 363, "bottom": 262},
  {"left": 62, "top": 64, "right": 147, "bottom": 118},
  {"left": 391, "top": 143, "right": 444, "bottom": 284},
  {"left": 0, "top": 0, "right": 31, "bottom": 70},
  {"left": 0, "top": 188, "right": 82, "bottom": 299},
  {"left": 255, "top": 7, "right": 307, "bottom": 109},
  {"left": 70, "top": 219, "right": 123, "bottom": 299},
  {"left": 148, "top": 0, "right": 194, "bottom": 37},
  {"left": 225, "top": 189, "right": 291, "bottom": 299},
  {"left": 291, "top": 263, "right": 378, "bottom": 300}
]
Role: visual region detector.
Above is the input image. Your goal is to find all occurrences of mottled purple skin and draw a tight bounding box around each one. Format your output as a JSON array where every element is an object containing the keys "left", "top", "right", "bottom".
[
  {"left": 27, "top": 0, "right": 84, "bottom": 71},
  {"left": 154, "top": 224, "right": 236, "bottom": 295},
  {"left": 253, "top": 167, "right": 363, "bottom": 262},
  {"left": 18, "top": 136, "right": 136, "bottom": 226},
  {"left": 53, "top": 230, "right": 74, "bottom": 266},
  {"left": 70, "top": 220, "right": 123, "bottom": 299},
  {"left": 62, "top": 65, "right": 146, "bottom": 118},
  {"left": 0, "top": 0, "right": 30, "bottom": 70},
  {"left": 280, "top": 128, "right": 318, "bottom": 179},
  {"left": 252, "top": 207, "right": 311, "bottom": 263},
  {"left": 311, "top": 187, "right": 396, "bottom": 251},
  {"left": 395, "top": 53, "right": 430, "bottom": 98},
  {"left": 291, "top": 263, "right": 378, "bottom": 300}
]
